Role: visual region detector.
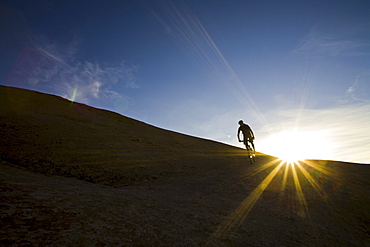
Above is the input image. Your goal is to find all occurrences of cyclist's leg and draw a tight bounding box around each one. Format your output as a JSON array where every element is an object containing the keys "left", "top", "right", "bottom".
[
  {"left": 245, "top": 138, "right": 253, "bottom": 149},
  {"left": 246, "top": 139, "right": 255, "bottom": 156},
  {"left": 250, "top": 140, "right": 255, "bottom": 152}
]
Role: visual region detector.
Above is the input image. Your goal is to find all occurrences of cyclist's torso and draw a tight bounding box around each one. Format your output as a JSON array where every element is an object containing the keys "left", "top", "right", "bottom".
[{"left": 239, "top": 124, "right": 253, "bottom": 139}]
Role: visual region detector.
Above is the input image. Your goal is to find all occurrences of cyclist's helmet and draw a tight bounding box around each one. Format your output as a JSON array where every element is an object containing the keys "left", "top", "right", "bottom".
[{"left": 238, "top": 120, "right": 243, "bottom": 125}]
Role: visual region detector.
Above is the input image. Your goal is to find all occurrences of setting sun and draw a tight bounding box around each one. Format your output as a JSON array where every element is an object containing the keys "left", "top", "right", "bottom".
[{"left": 258, "top": 130, "right": 336, "bottom": 162}]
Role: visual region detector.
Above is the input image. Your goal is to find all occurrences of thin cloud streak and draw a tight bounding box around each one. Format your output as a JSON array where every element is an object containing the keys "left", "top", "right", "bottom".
[{"left": 151, "top": 1, "right": 270, "bottom": 129}]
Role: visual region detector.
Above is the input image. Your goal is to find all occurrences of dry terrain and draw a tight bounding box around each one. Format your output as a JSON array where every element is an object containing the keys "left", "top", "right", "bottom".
[{"left": 1, "top": 86, "right": 369, "bottom": 246}]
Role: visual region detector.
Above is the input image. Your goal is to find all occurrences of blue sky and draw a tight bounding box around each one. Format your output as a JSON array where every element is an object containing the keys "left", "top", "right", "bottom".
[{"left": 1, "top": 0, "right": 370, "bottom": 163}]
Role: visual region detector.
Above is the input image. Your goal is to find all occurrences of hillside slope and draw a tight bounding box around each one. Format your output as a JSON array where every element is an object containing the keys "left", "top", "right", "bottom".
[
  {"left": 1, "top": 86, "right": 369, "bottom": 246},
  {"left": 0, "top": 85, "right": 245, "bottom": 186}
]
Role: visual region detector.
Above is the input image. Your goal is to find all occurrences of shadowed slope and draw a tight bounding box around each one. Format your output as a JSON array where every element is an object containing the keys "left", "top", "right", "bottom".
[
  {"left": 1, "top": 86, "right": 369, "bottom": 246},
  {"left": 0, "top": 86, "right": 246, "bottom": 186}
]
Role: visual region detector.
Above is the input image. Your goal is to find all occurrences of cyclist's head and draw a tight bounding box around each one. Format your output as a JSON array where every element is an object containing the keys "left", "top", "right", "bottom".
[{"left": 238, "top": 120, "right": 243, "bottom": 125}]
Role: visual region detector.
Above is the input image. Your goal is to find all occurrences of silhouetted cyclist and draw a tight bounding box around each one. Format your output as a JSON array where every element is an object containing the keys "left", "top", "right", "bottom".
[{"left": 237, "top": 120, "right": 255, "bottom": 150}]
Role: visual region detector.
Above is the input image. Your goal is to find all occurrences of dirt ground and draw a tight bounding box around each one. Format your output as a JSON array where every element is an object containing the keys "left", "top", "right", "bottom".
[
  {"left": 1, "top": 86, "right": 369, "bottom": 246},
  {"left": 1, "top": 158, "right": 369, "bottom": 246}
]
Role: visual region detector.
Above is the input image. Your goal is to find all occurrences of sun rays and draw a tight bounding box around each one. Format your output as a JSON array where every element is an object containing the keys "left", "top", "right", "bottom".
[{"left": 207, "top": 158, "right": 331, "bottom": 245}]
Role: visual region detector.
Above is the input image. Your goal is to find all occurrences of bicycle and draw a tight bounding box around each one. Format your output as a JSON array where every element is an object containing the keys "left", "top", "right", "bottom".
[{"left": 240, "top": 139, "right": 256, "bottom": 164}]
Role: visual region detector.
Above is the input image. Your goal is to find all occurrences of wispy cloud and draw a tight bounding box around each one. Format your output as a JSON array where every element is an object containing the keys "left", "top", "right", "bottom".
[
  {"left": 341, "top": 77, "right": 370, "bottom": 104},
  {"left": 292, "top": 26, "right": 370, "bottom": 57},
  {"left": 7, "top": 36, "right": 138, "bottom": 108}
]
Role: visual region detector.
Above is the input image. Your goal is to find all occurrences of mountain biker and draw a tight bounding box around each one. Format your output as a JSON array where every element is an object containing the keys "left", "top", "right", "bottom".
[{"left": 237, "top": 120, "right": 255, "bottom": 150}]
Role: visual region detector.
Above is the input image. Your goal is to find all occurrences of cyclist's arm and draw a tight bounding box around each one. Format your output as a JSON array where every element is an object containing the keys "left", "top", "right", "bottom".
[
  {"left": 237, "top": 127, "right": 242, "bottom": 141},
  {"left": 250, "top": 130, "right": 255, "bottom": 140},
  {"left": 248, "top": 126, "right": 255, "bottom": 140}
]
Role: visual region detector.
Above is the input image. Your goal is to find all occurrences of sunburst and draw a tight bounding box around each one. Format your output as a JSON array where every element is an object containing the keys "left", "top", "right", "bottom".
[{"left": 207, "top": 158, "right": 331, "bottom": 245}]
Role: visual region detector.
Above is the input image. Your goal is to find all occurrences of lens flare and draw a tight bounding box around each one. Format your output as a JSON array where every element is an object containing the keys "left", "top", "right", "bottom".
[{"left": 71, "top": 86, "right": 78, "bottom": 102}]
